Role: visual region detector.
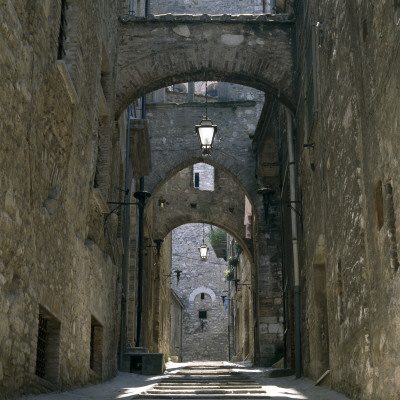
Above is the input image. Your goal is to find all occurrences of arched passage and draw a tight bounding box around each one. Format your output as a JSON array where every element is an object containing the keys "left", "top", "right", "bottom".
[
  {"left": 147, "top": 158, "right": 256, "bottom": 258},
  {"left": 115, "top": 14, "right": 295, "bottom": 117}
]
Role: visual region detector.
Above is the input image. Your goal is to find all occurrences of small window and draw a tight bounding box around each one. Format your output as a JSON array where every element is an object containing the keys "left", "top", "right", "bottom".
[
  {"left": 193, "top": 163, "right": 214, "bottom": 191},
  {"left": 35, "top": 306, "right": 61, "bottom": 383},
  {"left": 90, "top": 316, "right": 103, "bottom": 376},
  {"left": 194, "top": 172, "right": 200, "bottom": 188},
  {"left": 201, "top": 293, "right": 205, "bottom": 300},
  {"left": 57, "top": 0, "right": 68, "bottom": 60},
  {"left": 376, "top": 181, "right": 384, "bottom": 230},
  {"left": 128, "top": 0, "right": 135, "bottom": 14},
  {"left": 199, "top": 311, "right": 207, "bottom": 319}
]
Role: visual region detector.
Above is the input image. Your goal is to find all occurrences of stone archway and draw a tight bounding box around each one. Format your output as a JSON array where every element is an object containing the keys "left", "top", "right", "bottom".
[
  {"left": 189, "top": 286, "right": 216, "bottom": 304},
  {"left": 115, "top": 14, "right": 295, "bottom": 117}
]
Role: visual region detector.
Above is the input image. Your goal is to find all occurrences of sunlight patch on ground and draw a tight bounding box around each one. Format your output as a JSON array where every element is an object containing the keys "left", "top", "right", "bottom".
[{"left": 262, "top": 385, "right": 308, "bottom": 399}]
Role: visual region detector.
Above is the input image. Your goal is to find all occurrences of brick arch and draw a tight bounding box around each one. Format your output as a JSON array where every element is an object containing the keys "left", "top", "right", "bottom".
[{"left": 116, "top": 14, "right": 295, "bottom": 117}]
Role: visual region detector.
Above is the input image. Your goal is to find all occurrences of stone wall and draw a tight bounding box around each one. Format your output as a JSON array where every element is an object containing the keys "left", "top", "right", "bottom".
[
  {"left": 292, "top": 0, "right": 400, "bottom": 398},
  {"left": 171, "top": 224, "right": 229, "bottom": 361},
  {"left": 0, "top": 1, "right": 125, "bottom": 397},
  {"left": 150, "top": 0, "right": 264, "bottom": 15},
  {"left": 170, "top": 290, "right": 183, "bottom": 360}
]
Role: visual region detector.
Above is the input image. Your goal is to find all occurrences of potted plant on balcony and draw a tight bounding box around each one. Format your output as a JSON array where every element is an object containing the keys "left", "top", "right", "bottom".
[
  {"left": 224, "top": 269, "right": 234, "bottom": 281},
  {"left": 207, "top": 227, "right": 227, "bottom": 259},
  {"left": 228, "top": 255, "right": 239, "bottom": 267}
]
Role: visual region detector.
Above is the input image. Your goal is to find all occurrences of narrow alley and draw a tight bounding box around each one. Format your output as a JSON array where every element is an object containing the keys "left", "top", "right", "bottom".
[{"left": 17, "top": 362, "right": 349, "bottom": 400}]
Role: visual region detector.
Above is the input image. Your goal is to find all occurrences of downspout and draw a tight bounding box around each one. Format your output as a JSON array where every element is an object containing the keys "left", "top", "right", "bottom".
[
  {"left": 180, "top": 310, "right": 183, "bottom": 361},
  {"left": 286, "top": 109, "right": 301, "bottom": 378},
  {"left": 228, "top": 281, "right": 231, "bottom": 361},
  {"left": 135, "top": 97, "right": 150, "bottom": 346},
  {"left": 119, "top": 106, "right": 132, "bottom": 369}
]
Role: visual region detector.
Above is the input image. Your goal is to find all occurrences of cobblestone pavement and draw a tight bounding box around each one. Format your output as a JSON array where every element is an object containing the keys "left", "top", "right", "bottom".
[{"left": 17, "top": 362, "right": 350, "bottom": 400}]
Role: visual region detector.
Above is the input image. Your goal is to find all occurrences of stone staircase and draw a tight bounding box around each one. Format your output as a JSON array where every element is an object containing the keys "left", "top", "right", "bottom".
[{"left": 132, "top": 363, "right": 270, "bottom": 399}]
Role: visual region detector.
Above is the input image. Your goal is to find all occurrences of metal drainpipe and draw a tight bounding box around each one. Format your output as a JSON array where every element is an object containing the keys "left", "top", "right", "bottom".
[
  {"left": 119, "top": 106, "right": 132, "bottom": 369},
  {"left": 228, "top": 280, "right": 231, "bottom": 361},
  {"left": 286, "top": 109, "right": 301, "bottom": 378},
  {"left": 135, "top": 178, "right": 145, "bottom": 347},
  {"left": 180, "top": 310, "right": 183, "bottom": 361},
  {"left": 135, "top": 91, "right": 149, "bottom": 346}
]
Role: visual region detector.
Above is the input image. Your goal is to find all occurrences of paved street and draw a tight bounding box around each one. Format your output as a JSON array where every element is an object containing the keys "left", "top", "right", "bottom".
[{"left": 17, "top": 362, "right": 350, "bottom": 400}]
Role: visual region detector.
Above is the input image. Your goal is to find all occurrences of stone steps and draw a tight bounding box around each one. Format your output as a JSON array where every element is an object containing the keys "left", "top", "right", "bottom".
[{"left": 134, "top": 364, "right": 270, "bottom": 399}]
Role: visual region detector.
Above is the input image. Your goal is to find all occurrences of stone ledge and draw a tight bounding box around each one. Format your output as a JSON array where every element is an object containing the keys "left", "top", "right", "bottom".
[
  {"left": 120, "top": 13, "right": 293, "bottom": 24},
  {"left": 147, "top": 101, "right": 257, "bottom": 109},
  {"left": 92, "top": 188, "right": 110, "bottom": 214},
  {"left": 56, "top": 60, "right": 79, "bottom": 105}
]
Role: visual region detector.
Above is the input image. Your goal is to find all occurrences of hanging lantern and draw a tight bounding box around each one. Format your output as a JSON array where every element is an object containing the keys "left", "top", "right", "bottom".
[
  {"left": 198, "top": 223, "right": 209, "bottom": 261},
  {"left": 195, "top": 81, "right": 217, "bottom": 156}
]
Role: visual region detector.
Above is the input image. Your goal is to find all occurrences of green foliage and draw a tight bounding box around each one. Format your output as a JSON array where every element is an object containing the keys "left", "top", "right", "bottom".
[
  {"left": 224, "top": 269, "right": 234, "bottom": 281},
  {"left": 228, "top": 255, "right": 239, "bottom": 267},
  {"left": 207, "top": 227, "right": 227, "bottom": 246},
  {"left": 233, "top": 242, "right": 242, "bottom": 254}
]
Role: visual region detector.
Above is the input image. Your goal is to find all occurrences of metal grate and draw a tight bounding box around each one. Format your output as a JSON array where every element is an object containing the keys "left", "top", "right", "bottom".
[
  {"left": 90, "top": 324, "right": 95, "bottom": 369},
  {"left": 57, "top": 0, "right": 68, "bottom": 60},
  {"left": 35, "top": 314, "right": 48, "bottom": 378}
]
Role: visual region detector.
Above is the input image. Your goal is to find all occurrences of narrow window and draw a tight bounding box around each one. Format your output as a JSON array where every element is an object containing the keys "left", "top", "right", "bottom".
[
  {"left": 90, "top": 316, "right": 103, "bottom": 376},
  {"left": 199, "top": 311, "right": 207, "bottom": 319},
  {"left": 57, "top": 0, "right": 68, "bottom": 60},
  {"left": 128, "top": 0, "right": 135, "bottom": 14},
  {"left": 194, "top": 172, "right": 200, "bottom": 188},
  {"left": 376, "top": 181, "right": 384, "bottom": 230},
  {"left": 337, "top": 260, "right": 344, "bottom": 324},
  {"left": 385, "top": 183, "right": 399, "bottom": 271},
  {"left": 35, "top": 307, "right": 61, "bottom": 383},
  {"left": 201, "top": 293, "right": 205, "bottom": 300}
]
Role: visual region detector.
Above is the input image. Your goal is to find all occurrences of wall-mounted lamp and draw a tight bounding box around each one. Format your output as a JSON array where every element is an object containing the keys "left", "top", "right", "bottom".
[
  {"left": 164, "top": 269, "right": 183, "bottom": 284},
  {"left": 158, "top": 198, "right": 167, "bottom": 207},
  {"left": 257, "top": 186, "right": 274, "bottom": 225},
  {"left": 145, "top": 239, "right": 164, "bottom": 258},
  {"left": 221, "top": 295, "right": 226, "bottom": 305}
]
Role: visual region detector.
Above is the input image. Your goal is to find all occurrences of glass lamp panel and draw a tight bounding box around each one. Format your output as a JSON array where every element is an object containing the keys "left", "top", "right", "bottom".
[
  {"left": 198, "top": 126, "right": 215, "bottom": 146},
  {"left": 198, "top": 244, "right": 209, "bottom": 260}
]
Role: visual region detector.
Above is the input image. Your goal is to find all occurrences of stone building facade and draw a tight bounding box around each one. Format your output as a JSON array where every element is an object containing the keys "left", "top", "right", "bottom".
[
  {"left": 171, "top": 223, "right": 229, "bottom": 361},
  {"left": 1, "top": 0, "right": 399, "bottom": 399}
]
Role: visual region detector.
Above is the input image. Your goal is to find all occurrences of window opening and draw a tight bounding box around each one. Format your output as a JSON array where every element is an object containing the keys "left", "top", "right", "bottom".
[
  {"left": 193, "top": 163, "right": 214, "bottom": 191},
  {"left": 57, "top": 0, "right": 68, "bottom": 60},
  {"left": 90, "top": 316, "right": 104, "bottom": 375},
  {"left": 201, "top": 293, "right": 205, "bottom": 300},
  {"left": 35, "top": 314, "right": 47, "bottom": 378},
  {"left": 376, "top": 181, "right": 384, "bottom": 230},
  {"left": 337, "top": 260, "right": 344, "bottom": 324},
  {"left": 128, "top": 0, "right": 135, "bottom": 14},
  {"left": 199, "top": 311, "right": 207, "bottom": 319},
  {"left": 385, "top": 183, "right": 399, "bottom": 271},
  {"left": 35, "top": 307, "right": 61, "bottom": 383}
]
